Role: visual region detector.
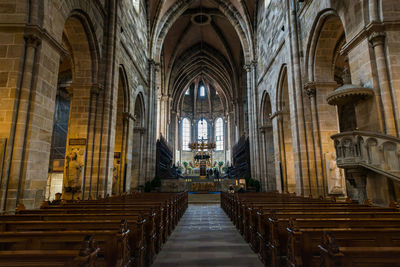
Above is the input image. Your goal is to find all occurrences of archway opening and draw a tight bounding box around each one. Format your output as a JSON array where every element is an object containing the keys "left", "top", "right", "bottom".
[
  {"left": 313, "top": 15, "right": 349, "bottom": 196},
  {"left": 262, "top": 93, "right": 276, "bottom": 191},
  {"left": 131, "top": 93, "right": 145, "bottom": 190},
  {"left": 112, "top": 73, "right": 128, "bottom": 195},
  {"left": 46, "top": 15, "right": 95, "bottom": 201},
  {"left": 278, "top": 70, "right": 296, "bottom": 193}
]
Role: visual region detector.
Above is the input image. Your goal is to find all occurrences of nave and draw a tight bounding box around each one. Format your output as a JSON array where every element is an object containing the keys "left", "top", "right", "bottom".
[
  {"left": 153, "top": 204, "right": 263, "bottom": 267},
  {"left": 0, "top": 191, "right": 400, "bottom": 266}
]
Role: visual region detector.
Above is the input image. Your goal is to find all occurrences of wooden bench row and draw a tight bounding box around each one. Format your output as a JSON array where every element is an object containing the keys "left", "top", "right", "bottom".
[
  {"left": 0, "top": 192, "right": 188, "bottom": 267},
  {"left": 221, "top": 192, "right": 400, "bottom": 267}
]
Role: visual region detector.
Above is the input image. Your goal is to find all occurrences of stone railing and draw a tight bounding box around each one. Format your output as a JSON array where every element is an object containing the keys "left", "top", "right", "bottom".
[{"left": 331, "top": 131, "right": 400, "bottom": 182}]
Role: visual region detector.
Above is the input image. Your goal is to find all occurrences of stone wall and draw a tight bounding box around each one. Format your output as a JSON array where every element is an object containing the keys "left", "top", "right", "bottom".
[
  {"left": 0, "top": 0, "right": 151, "bottom": 211},
  {"left": 255, "top": 0, "right": 400, "bottom": 204}
]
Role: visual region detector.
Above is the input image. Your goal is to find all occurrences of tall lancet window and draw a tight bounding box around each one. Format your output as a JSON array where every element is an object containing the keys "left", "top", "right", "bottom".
[
  {"left": 215, "top": 118, "right": 224, "bottom": 150},
  {"left": 199, "top": 86, "right": 206, "bottom": 97},
  {"left": 182, "top": 118, "right": 191, "bottom": 151},
  {"left": 133, "top": 0, "right": 140, "bottom": 13},
  {"left": 198, "top": 119, "right": 208, "bottom": 140}
]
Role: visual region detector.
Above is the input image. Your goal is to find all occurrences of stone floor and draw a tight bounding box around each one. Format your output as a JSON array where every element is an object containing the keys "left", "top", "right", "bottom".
[{"left": 152, "top": 204, "right": 263, "bottom": 267}]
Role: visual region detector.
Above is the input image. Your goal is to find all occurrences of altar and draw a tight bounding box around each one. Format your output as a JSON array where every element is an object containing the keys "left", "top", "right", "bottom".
[
  {"left": 191, "top": 182, "right": 215, "bottom": 192},
  {"left": 189, "top": 139, "right": 216, "bottom": 179}
]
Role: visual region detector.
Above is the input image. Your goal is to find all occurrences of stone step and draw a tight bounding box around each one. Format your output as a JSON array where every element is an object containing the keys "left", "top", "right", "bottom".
[{"left": 188, "top": 193, "right": 221, "bottom": 204}]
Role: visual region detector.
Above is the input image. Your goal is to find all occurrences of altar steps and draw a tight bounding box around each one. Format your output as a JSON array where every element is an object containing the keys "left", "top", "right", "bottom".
[{"left": 188, "top": 192, "right": 221, "bottom": 204}]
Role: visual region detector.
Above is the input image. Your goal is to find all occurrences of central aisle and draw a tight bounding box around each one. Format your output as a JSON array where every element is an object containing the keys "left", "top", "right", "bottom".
[{"left": 152, "top": 204, "right": 263, "bottom": 266}]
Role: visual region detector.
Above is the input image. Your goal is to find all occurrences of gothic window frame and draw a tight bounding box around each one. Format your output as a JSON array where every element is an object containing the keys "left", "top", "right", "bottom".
[
  {"left": 182, "top": 117, "right": 191, "bottom": 151},
  {"left": 197, "top": 118, "right": 208, "bottom": 141},
  {"left": 199, "top": 85, "right": 206, "bottom": 97},
  {"left": 133, "top": 0, "right": 140, "bottom": 14},
  {"left": 215, "top": 117, "right": 224, "bottom": 151}
]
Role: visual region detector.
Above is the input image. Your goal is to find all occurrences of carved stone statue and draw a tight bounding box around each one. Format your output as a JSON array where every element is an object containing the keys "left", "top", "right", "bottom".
[
  {"left": 326, "top": 152, "right": 345, "bottom": 195},
  {"left": 112, "top": 162, "right": 119, "bottom": 195},
  {"left": 65, "top": 149, "right": 82, "bottom": 189}
]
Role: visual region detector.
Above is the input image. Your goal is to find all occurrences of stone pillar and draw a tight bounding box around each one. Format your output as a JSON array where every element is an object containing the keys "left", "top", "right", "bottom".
[
  {"left": 259, "top": 126, "right": 267, "bottom": 191},
  {"left": 304, "top": 83, "right": 324, "bottom": 196},
  {"left": 144, "top": 60, "right": 159, "bottom": 182},
  {"left": 5, "top": 34, "right": 42, "bottom": 210},
  {"left": 171, "top": 110, "right": 177, "bottom": 160},
  {"left": 369, "top": 32, "right": 398, "bottom": 136},
  {"left": 245, "top": 62, "right": 260, "bottom": 181},
  {"left": 369, "top": 0, "right": 379, "bottom": 23},
  {"left": 287, "top": 0, "right": 310, "bottom": 195},
  {"left": 270, "top": 111, "right": 284, "bottom": 192},
  {"left": 347, "top": 169, "right": 367, "bottom": 204},
  {"left": 233, "top": 102, "right": 240, "bottom": 143},
  {"left": 209, "top": 120, "right": 214, "bottom": 143}
]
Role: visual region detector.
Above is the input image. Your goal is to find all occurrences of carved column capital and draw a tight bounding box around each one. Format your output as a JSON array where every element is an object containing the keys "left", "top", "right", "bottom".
[
  {"left": 90, "top": 83, "right": 103, "bottom": 95},
  {"left": 148, "top": 59, "right": 160, "bottom": 72},
  {"left": 368, "top": 31, "right": 386, "bottom": 47},
  {"left": 270, "top": 110, "right": 286, "bottom": 122},
  {"left": 304, "top": 82, "right": 316, "bottom": 98},
  {"left": 243, "top": 64, "right": 252, "bottom": 72},
  {"left": 123, "top": 112, "right": 136, "bottom": 121},
  {"left": 24, "top": 33, "right": 42, "bottom": 48}
]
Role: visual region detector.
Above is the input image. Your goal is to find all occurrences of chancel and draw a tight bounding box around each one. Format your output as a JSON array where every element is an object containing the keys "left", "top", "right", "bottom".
[{"left": 0, "top": 0, "right": 399, "bottom": 266}]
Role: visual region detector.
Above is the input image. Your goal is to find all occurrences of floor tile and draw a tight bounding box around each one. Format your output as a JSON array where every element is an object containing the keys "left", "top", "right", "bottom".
[{"left": 152, "top": 204, "right": 263, "bottom": 267}]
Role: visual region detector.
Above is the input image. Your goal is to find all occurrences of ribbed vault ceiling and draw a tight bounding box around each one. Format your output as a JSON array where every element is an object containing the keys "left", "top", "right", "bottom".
[{"left": 148, "top": 0, "right": 254, "bottom": 114}]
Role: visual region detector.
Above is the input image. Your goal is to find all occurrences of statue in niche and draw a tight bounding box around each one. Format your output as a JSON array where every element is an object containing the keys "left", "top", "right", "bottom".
[
  {"left": 65, "top": 149, "right": 82, "bottom": 191},
  {"left": 326, "top": 152, "right": 345, "bottom": 195},
  {"left": 112, "top": 159, "right": 120, "bottom": 195}
]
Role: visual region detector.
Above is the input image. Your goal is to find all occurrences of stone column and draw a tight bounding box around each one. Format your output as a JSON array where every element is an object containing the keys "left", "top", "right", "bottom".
[
  {"left": 369, "top": 0, "right": 379, "bottom": 23},
  {"left": 259, "top": 126, "right": 267, "bottom": 191},
  {"left": 369, "top": 32, "right": 398, "bottom": 136},
  {"left": 5, "top": 34, "right": 42, "bottom": 210},
  {"left": 144, "top": 60, "right": 159, "bottom": 182},
  {"left": 245, "top": 62, "right": 260, "bottom": 181},
  {"left": 347, "top": 169, "right": 367, "bottom": 204},
  {"left": 209, "top": 120, "right": 214, "bottom": 143},
  {"left": 304, "top": 83, "right": 323, "bottom": 196},
  {"left": 177, "top": 118, "right": 182, "bottom": 164},
  {"left": 171, "top": 110, "right": 177, "bottom": 160},
  {"left": 270, "top": 111, "right": 284, "bottom": 192},
  {"left": 287, "top": 0, "right": 310, "bottom": 195},
  {"left": 224, "top": 115, "right": 228, "bottom": 164}
]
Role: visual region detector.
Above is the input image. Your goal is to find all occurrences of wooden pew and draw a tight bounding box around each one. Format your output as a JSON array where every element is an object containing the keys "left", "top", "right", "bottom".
[
  {"left": 318, "top": 231, "right": 400, "bottom": 267},
  {"left": 220, "top": 192, "right": 400, "bottom": 267},
  {"left": 0, "top": 192, "right": 188, "bottom": 267},
  {"left": 0, "top": 218, "right": 146, "bottom": 267},
  {"left": 287, "top": 225, "right": 400, "bottom": 267},
  {"left": 0, "top": 235, "right": 100, "bottom": 267},
  {"left": 0, "top": 224, "right": 131, "bottom": 266}
]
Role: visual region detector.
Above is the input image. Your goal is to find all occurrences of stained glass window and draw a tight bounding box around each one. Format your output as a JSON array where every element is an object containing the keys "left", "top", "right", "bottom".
[
  {"left": 182, "top": 118, "right": 191, "bottom": 151},
  {"left": 215, "top": 118, "right": 224, "bottom": 150}
]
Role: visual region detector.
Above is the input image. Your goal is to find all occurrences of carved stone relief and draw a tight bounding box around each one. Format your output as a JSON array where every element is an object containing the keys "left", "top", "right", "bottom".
[
  {"left": 63, "top": 143, "right": 85, "bottom": 200},
  {"left": 325, "top": 152, "right": 346, "bottom": 195}
]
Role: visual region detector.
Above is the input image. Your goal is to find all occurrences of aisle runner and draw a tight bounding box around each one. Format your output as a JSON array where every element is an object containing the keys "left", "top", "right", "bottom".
[{"left": 152, "top": 204, "right": 263, "bottom": 267}]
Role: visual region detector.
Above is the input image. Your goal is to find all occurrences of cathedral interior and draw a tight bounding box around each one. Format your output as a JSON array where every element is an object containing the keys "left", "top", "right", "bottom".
[{"left": 0, "top": 0, "right": 400, "bottom": 266}]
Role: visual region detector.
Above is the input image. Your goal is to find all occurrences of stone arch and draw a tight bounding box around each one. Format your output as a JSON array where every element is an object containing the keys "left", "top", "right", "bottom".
[
  {"left": 47, "top": 9, "right": 101, "bottom": 201},
  {"left": 133, "top": 90, "right": 146, "bottom": 127},
  {"left": 112, "top": 66, "right": 131, "bottom": 195},
  {"left": 305, "top": 9, "right": 342, "bottom": 82},
  {"left": 260, "top": 91, "right": 276, "bottom": 191},
  {"left": 276, "top": 65, "right": 296, "bottom": 193},
  {"left": 151, "top": 0, "right": 253, "bottom": 64},
  {"left": 63, "top": 10, "right": 101, "bottom": 85},
  {"left": 131, "top": 91, "right": 146, "bottom": 190},
  {"left": 305, "top": 10, "right": 351, "bottom": 197}
]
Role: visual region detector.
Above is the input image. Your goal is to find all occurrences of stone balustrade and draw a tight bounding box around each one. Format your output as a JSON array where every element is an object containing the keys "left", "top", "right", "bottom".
[{"left": 331, "top": 131, "right": 400, "bottom": 181}]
